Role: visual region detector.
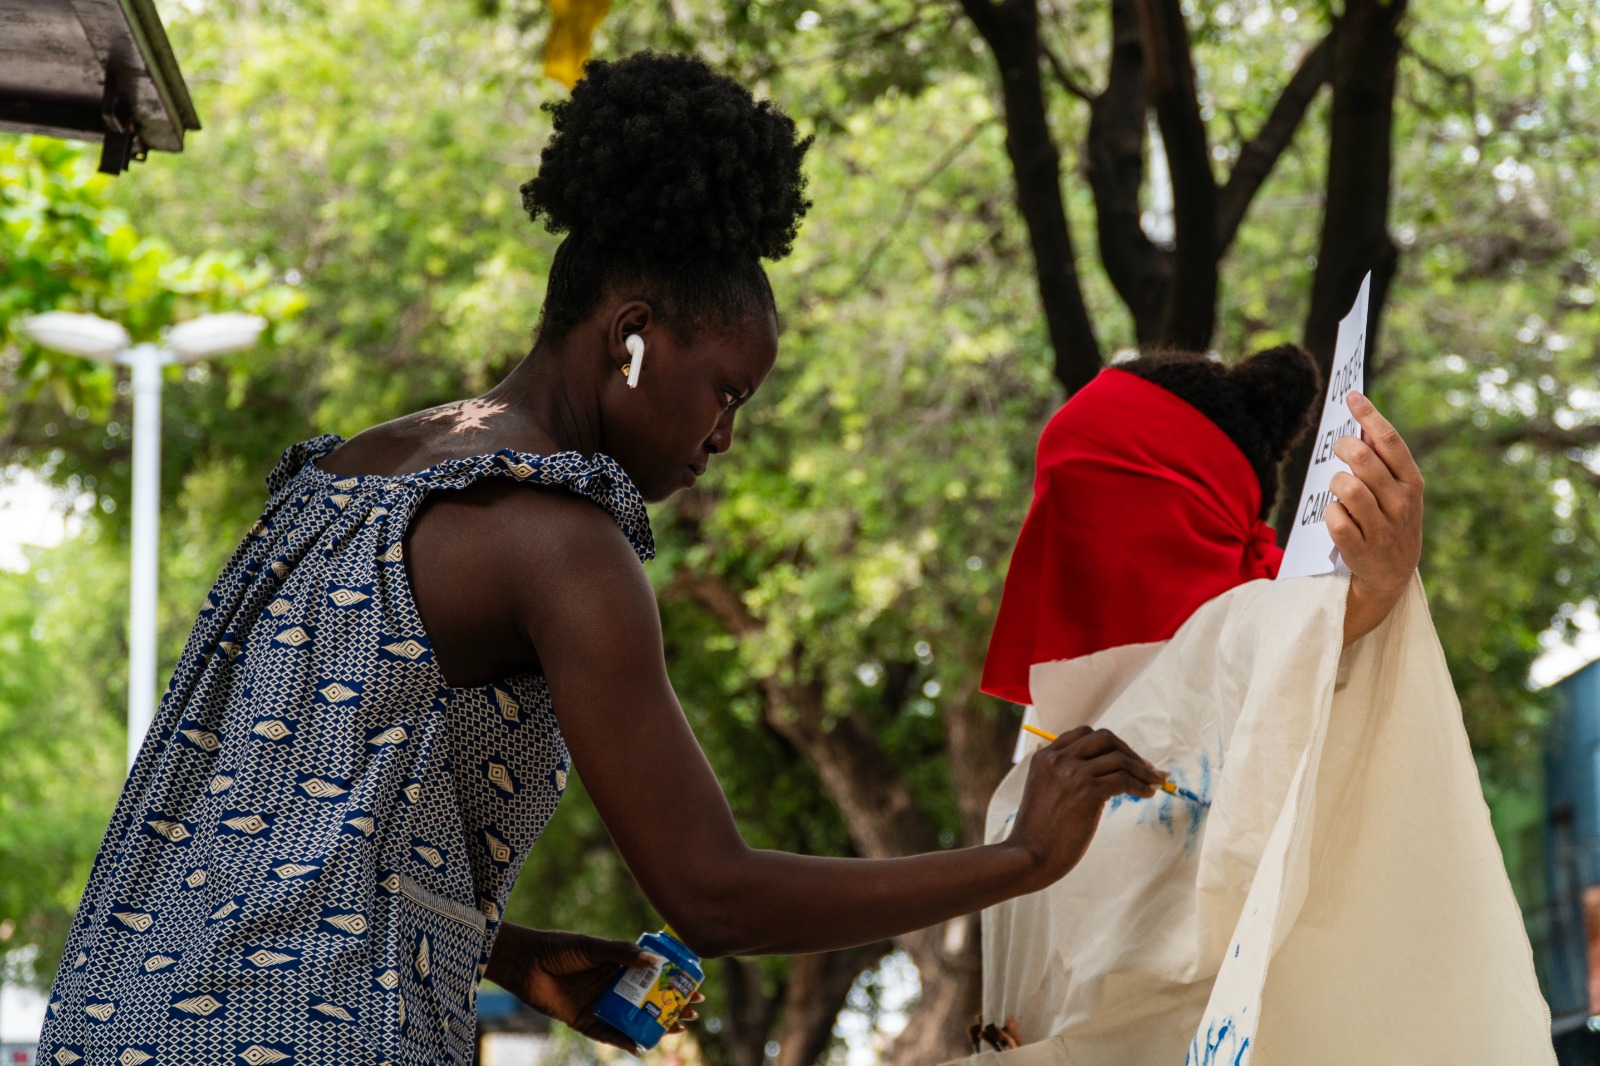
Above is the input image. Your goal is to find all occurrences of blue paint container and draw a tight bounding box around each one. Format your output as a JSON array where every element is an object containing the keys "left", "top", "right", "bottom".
[{"left": 593, "top": 927, "right": 704, "bottom": 1050}]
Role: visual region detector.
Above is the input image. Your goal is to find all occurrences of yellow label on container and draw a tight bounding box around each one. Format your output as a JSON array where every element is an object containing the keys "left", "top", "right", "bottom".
[{"left": 632, "top": 964, "right": 695, "bottom": 1026}]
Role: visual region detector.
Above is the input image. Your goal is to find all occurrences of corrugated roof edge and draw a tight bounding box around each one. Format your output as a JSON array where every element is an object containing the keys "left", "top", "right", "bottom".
[{"left": 118, "top": 0, "right": 200, "bottom": 148}]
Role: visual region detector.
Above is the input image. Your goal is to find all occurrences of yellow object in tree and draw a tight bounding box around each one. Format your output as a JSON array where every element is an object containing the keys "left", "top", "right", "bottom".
[{"left": 543, "top": 0, "right": 612, "bottom": 89}]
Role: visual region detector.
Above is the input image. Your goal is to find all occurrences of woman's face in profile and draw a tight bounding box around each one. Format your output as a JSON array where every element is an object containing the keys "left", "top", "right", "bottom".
[{"left": 603, "top": 309, "right": 779, "bottom": 503}]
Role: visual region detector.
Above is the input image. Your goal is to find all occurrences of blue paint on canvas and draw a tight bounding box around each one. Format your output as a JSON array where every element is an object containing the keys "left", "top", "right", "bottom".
[
  {"left": 1186, "top": 1015, "right": 1252, "bottom": 1066},
  {"left": 1108, "top": 746, "right": 1215, "bottom": 849}
]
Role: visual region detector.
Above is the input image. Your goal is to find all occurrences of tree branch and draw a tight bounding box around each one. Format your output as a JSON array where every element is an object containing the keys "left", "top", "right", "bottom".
[
  {"left": 957, "top": 0, "right": 1005, "bottom": 42},
  {"left": 1497, "top": 422, "right": 1600, "bottom": 451},
  {"left": 1083, "top": 0, "right": 1169, "bottom": 344},
  {"left": 1038, "top": 37, "right": 1095, "bottom": 102},
  {"left": 1274, "top": 0, "right": 1407, "bottom": 540},
  {"left": 1500, "top": 426, "right": 1600, "bottom": 493},
  {"left": 959, "top": 0, "right": 1103, "bottom": 392},
  {"left": 672, "top": 572, "right": 939, "bottom": 859},
  {"left": 840, "top": 123, "right": 985, "bottom": 296},
  {"left": 1400, "top": 40, "right": 1479, "bottom": 123},
  {"left": 1407, "top": 419, "right": 1600, "bottom": 462},
  {"left": 1216, "top": 30, "right": 1336, "bottom": 256},
  {"left": 1134, "top": 0, "right": 1218, "bottom": 350}
]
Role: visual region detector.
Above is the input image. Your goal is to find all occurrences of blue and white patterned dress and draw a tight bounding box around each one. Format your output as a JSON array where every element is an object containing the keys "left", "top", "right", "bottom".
[{"left": 37, "top": 435, "right": 654, "bottom": 1066}]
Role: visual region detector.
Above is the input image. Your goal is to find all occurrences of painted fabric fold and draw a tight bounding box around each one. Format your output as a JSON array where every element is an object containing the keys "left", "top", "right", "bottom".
[{"left": 950, "top": 575, "right": 1551, "bottom": 1066}]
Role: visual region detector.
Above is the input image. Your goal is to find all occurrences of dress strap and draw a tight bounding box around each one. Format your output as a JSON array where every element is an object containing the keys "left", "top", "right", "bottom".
[
  {"left": 266, "top": 434, "right": 345, "bottom": 495},
  {"left": 262, "top": 436, "right": 654, "bottom": 563},
  {"left": 397, "top": 449, "right": 655, "bottom": 563}
]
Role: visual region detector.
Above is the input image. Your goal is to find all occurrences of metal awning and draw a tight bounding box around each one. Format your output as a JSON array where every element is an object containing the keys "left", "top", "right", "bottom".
[{"left": 0, "top": 0, "right": 199, "bottom": 174}]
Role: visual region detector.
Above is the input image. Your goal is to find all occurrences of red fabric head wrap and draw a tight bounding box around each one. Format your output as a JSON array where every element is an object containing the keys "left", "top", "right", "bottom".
[{"left": 980, "top": 367, "right": 1283, "bottom": 705}]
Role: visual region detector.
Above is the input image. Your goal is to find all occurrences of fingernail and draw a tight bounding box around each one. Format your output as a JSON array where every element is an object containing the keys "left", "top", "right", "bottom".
[
  {"left": 640, "top": 952, "right": 668, "bottom": 965},
  {"left": 1348, "top": 390, "right": 1367, "bottom": 409}
]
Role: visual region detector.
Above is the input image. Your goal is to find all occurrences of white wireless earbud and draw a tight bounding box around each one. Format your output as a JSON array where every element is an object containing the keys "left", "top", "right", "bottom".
[{"left": 624, "top": 335, "right": 645, "bottom": 389}]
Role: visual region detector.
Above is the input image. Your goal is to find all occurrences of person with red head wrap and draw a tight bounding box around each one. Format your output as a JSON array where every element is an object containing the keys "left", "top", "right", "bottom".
[
  {"left": 982, "top": 359, "right": 1292, "bottom": 705},
  {"left": 958, "top": 350, "right": 1550, "bottom": 1066},
  {"left": 982, "top": 344, "right": 1418, "bottom": 706}
]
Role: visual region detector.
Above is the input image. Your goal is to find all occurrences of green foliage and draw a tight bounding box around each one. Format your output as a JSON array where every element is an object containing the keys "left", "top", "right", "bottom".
[
  {"left": 1379, "top": 0, "right": 1600, "bottom": 774},
  {"left": 0, "top": 531, "right": 127, "bottom": 972},
  {"left": 1, "top": 0, "right": 1598, "bottom": 1059},
  {"left": 111, "top": 0, "right": 560, "bottom": 434},
  {"left": 678, "top": 76, "right": 1047, "bottom": 826},
  {"left": 1, "top": 136, "right": 303, "bottom": 444}
]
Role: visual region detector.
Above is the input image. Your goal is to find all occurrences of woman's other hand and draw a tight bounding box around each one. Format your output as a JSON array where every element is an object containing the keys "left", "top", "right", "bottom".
[
  {"left": 1326, "top": 391, "right": 1425, "bottom": 644},
  {"left": 1004, "top": 727, "right": 1164, "bottom": 890},
  {"left": 485, "top": 924, "right": 703, "bottom": 1051}
]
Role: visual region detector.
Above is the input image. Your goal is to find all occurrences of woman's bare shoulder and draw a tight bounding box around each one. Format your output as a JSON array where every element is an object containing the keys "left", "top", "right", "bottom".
[
  {"left": 403, "top": 472, "right": 645, "bottom": 685},
  {"left": 409, "top": 473, "right": 643, "bottom": 598},
  {"left": 318, "top": 399, "right": 559, "bottom": 479}
]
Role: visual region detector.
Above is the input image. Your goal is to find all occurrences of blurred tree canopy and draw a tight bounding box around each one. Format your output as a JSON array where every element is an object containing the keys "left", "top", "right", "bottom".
[{"left": 1, "top": 0, "right": 1597, "bottom": 1063}]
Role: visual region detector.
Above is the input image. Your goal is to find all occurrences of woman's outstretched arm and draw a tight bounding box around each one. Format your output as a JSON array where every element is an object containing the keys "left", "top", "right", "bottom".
[{"left": 501, "top": 490, "right": 1163, "bottom": 959}]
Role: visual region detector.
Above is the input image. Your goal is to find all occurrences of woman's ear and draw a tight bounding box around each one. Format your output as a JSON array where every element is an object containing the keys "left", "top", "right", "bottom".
[
  {"left": 1230, "top": 344, "right": 1321, "bottom": 460},
  {"left": 610, "top": 300, "right": 655, "bottom": 374}
]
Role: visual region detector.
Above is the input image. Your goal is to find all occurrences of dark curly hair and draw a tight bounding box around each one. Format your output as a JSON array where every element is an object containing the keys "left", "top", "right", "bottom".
[
  {"left": 521, "top": 52, "right": 813, "bottom": 340},
  {"left": 1119, "top": 344, "right": 1321, "bottom": 519}
]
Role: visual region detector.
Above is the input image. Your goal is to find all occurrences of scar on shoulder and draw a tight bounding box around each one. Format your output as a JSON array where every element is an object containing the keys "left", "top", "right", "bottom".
[{"left": 421, "top": 397, "right": 510, "bottom": 434}]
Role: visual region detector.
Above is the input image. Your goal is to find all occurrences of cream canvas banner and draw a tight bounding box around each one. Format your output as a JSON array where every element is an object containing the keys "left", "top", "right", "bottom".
[{"left": 947, "top": 575, "right": 1551, "bottom": 1066}]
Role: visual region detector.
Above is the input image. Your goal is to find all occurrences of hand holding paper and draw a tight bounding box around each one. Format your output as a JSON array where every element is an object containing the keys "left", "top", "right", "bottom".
[
  {"left": 1329, "top": 391, "right": 1425, "bottom": 644},
  {"left": 1276, "top": 270, "right": 1425, "bottom": 642}
]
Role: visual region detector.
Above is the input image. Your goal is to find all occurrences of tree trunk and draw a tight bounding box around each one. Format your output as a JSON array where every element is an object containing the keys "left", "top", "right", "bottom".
[
  {"left": 773, "top": 945, "right": 891, "bottom": 1066},
  {"left": 759, "top": 684, "right": 981, "bottom": 1066},
  {"left": 881, "top": 689, "right": 1018, "bottom": 1064},
  {"left": 762, "top": 677, "right": 940, "bottom": 859},
  {"left": 943, "top": 685, "right": 1021, "bottom": 845},
  {"left": 1216, "top": 32, "right": 1336, "bottom": 257},
  {"left": 961, "top": 0, "right": 1103, "bottom": 393},
  {"left": 719, "top": 956, "right": 778, "bottom": 1066},
  {"left": 678, "top": 573, "right": 1011, "bottom": 1064},
  {"left": 888, "top": 918, "right": 984, "bottom": 1066},
  {"left": 1274, "top": 0, "right": 1406, "bottom": 540}
]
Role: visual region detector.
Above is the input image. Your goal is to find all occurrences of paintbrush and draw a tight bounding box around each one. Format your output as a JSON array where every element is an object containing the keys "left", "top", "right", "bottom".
[{"left": 1020, "top": 723, "right": 1182, "bottom": 796}]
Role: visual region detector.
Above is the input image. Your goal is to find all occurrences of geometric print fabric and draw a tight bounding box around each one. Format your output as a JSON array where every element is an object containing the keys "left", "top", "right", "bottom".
[{"left": 39, "top": 436, "right": 655, "bottom": 1065}]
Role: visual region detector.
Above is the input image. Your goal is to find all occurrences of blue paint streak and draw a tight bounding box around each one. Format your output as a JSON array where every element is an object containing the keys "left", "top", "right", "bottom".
[
  {"left": 1176, "top": 748, "right": 1216, "bottom": 846},
  {"left": 1186, "top": 1015, "right": 1252, "bottom": 1066},
  {"left": 1104, "top": 741, "right": 1220, "bottom": 852}
]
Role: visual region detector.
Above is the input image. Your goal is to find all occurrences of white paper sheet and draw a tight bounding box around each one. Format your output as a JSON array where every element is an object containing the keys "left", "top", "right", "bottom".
[{"left": 1277, "top": 272, "right": 1371, "bottom": 579}]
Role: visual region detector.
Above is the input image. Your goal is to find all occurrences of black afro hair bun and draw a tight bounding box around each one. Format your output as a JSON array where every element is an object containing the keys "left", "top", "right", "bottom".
[
  {"left": 1119, "top": 344, "right": 1321, "bottom": 518},
  {"left": 521, "top": 51, "right": 812, "bottom": 266},
  {"left": 1229, "top": 344, "right": 1323, "bottom": 458}
]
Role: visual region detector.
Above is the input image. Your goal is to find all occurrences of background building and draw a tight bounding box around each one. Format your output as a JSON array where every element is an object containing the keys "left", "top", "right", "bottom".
[{"left": 1526, "top": 660, "right": 1600, "bottom": 1064}]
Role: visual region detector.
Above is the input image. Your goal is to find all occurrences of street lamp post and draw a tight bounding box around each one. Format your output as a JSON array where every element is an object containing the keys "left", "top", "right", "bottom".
[{"left": 20, "top": 311, "right": 266, "bottom": 767}]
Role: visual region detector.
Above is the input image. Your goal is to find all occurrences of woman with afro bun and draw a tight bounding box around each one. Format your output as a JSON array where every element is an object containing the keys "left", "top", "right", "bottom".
[{"left": 35, "top": 52, "right": 1164, "bottom": 1064}]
